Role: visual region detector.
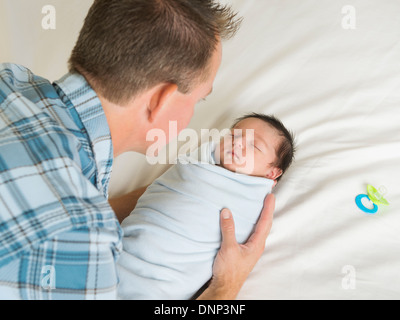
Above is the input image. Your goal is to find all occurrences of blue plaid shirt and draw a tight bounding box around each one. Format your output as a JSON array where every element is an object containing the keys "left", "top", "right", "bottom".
[{"left": 0, "top": 63, "right": 122, "bottom": 299}]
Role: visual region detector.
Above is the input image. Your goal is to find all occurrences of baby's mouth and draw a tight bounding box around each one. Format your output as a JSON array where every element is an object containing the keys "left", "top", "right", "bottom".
[{"left": 226, "top": 149, "right": 242, "bottom": 164}]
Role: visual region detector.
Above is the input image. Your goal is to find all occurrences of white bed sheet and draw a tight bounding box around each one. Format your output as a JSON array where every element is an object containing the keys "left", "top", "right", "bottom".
[{"left": 1, "top": 0, "right": 399, "bottom": 299}]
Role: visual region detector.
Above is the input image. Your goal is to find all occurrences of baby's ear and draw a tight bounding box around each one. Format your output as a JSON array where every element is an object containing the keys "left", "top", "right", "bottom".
[{"left": 266, "top": 167, "right": 283, "bottom": 181}]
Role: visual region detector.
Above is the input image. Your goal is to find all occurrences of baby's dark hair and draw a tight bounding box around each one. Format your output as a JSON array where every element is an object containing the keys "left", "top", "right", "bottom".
[{"left": 232, "top": 113, "right": 296, "bottom": 181}]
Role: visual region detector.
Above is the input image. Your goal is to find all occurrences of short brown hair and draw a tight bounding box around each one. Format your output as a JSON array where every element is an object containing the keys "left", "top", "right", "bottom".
[
  {"left": 232, "top": 113, "right": 296, "bottom": 181},
  {"left": 68, "top": 0, "right": 241, "bottom": 104}
]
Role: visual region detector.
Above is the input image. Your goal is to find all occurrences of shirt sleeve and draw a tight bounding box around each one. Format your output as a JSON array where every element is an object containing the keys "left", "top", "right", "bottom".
[{"left": 0, "top": 97, "right": 122, "bottom": 299}]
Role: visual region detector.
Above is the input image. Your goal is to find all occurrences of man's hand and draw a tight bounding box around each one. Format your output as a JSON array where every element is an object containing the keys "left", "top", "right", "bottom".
[
  {"left": 197, "top": 193, "right": 275, "bottom": 300},
  {"left": 109, "top": 186, "right": 149, "bottom": 223}
]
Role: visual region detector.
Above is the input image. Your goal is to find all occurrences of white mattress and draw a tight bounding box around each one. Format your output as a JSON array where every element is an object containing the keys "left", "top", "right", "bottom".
[{"left": 1, "top": 0, "right": 399, "bottom": 300}]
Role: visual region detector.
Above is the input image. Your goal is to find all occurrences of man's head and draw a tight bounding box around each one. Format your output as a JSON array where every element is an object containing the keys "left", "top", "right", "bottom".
[
  {"left": 216, "top": 113, "right": 296, "bottom": 181},
  {"left": 69, "top": 0, "right": 241, "bottom": 105},
  {"left": 68, "top": 0, "right": 241, "bottom": 157}
]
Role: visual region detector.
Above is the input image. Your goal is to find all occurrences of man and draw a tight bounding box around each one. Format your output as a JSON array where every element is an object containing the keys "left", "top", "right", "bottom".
[{"left": 0, "top": 0, "right": 274, "bottom": 299}]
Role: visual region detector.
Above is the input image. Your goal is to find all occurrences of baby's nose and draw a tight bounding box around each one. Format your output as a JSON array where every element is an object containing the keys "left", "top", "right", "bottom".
[{"left": 233, "top": 137, "right": 247, "bottom": 156}]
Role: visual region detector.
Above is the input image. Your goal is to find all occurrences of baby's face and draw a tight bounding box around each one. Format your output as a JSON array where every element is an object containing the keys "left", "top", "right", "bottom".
[{"left": 215, "top": 118, "right": 283, "bottom": 180}]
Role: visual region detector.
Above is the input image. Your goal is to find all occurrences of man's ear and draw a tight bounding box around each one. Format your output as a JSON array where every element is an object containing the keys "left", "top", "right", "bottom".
[
  {"left": 266, "top": 167, "right": 283, "bottom": 181},
  {"left": 148, "top": 83, "right": 178, "bottom": 123}
]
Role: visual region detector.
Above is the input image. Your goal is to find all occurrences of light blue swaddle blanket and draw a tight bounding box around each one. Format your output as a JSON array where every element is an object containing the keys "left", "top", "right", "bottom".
[{"left": 117, "top": 142, "right": 274, "bottom": 300}]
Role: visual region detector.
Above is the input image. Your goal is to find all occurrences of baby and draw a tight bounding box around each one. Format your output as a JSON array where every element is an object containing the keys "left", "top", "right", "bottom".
[
  {"left": 117, "top": 113, "right": 295, "bottom": 300},
  {"left": 215, "top": 113, "right": 294, "bottom": 181}
]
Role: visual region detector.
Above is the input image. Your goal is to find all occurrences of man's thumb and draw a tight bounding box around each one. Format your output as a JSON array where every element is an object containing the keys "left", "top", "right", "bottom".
[{"left": 220, "top": 208, "right": 237, "bottom": 247}]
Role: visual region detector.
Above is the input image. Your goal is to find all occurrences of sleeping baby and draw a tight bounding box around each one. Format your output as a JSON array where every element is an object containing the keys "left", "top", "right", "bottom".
[{"left": 117, "top": 113, "right": 296, "bottom": 300}]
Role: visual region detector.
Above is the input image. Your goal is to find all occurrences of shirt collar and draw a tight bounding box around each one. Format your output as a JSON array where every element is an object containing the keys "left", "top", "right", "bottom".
[{"left": 53, "top": 72, "right": 113, "bottom": 197}]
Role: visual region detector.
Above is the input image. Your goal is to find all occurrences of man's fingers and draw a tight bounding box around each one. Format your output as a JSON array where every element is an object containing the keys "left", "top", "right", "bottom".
[
  {"left": 247, "top": 193, "right": 275, "bottom": 247},
  {"left": 220, "top": 208, "right": 237, "bottom": 249},
  {"left": 220, "top": 193, "right": 275, "bottom": 252}
]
